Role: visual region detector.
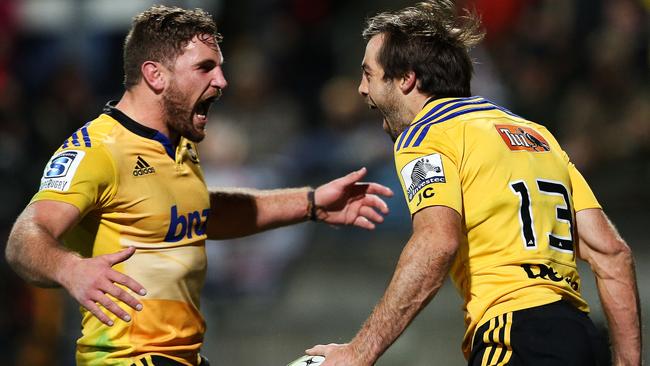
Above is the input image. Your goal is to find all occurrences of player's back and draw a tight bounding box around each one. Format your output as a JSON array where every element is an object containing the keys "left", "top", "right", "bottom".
[
  {"left": 393, "top": 96, "right": 597, "bottom": 355},
  {"left": 453, "top": 103, "right": 586, "bottom": 316}
]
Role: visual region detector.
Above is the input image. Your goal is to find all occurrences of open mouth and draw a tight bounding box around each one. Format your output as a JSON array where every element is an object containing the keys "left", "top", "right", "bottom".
[
  {"left": 195, "top": 94, "right": 219, "bottom": 119},
  {"left": 366, "top": 97, "right": 378, "bottom": 110}
]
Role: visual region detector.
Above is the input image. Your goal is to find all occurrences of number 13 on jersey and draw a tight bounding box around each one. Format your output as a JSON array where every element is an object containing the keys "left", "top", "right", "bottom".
[{"left": 510, "top": 179, "right": 574, "bottom": 253}]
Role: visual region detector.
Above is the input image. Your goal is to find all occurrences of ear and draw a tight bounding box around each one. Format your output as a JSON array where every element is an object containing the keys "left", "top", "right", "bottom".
[
  {"left": 141, "top": 61, "right": 166, "bottom": 93},
  {"left": 399, "top": 71, "right": 417, "bottom": 94}
]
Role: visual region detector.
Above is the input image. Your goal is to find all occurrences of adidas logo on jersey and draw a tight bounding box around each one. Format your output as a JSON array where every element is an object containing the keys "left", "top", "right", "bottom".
[{"left": 133, "top": 156, "right": 156, "bottom": 176}]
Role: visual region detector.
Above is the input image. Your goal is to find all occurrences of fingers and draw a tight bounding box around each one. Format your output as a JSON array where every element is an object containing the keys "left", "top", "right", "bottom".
[
  {"left": 104, "top": 246, "right": 136, "bottom": 265},
  {"left": 82, "top": 299, "right": 115, "bottom": 326},
  {"left": 359, "top": 206, "right": 384, "bottom": 224},
  {"left": 106, "top": 273, "right": 145, "bottom": 311},
  {"left": 363, "top": 194, "right": 389, "bottom": 215},
  {"left": 305, "top": 343, "right": 338, "bottom": 356},
  {"left": 95, "top": 291, "right": 132, "bottom": 323},
  {"left": 81, "top": 248, "right": 146, "bottom": 325},
  {"left": 339, "top": 167, "right": 367, "bottom": 186},
  {"left": 109, "top": 270, "right": 147, "bottom": 298},
  {"left": 354, "top": 216, "right": 375, "bottom": 230},
  {"left": 362, "top": 182, "right": 394, "bottom": 197}
]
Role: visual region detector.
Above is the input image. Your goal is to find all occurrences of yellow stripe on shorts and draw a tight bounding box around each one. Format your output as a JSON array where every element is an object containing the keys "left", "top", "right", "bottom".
[{"left": 481, "top": 313, "right": 514, "bottom": 366}]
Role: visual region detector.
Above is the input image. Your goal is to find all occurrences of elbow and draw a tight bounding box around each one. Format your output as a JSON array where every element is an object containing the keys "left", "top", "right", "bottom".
[
  {"left": 590, "top": 239, "right": 635, "bottom": 279},
  {"left": 610, "top": 237, "right": 634, "bottom": 262},
  {"left": 6, "top": 230, "right": 19, "bottom": 268},
  {"left": 617, "top": 241, "right": 635, "bottom": 268},
  {"left": 6, "top": 219, "right": 35, "bottom": 277}
]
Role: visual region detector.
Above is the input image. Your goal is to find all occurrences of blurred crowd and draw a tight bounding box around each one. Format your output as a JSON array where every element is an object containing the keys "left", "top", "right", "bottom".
[{"left": 0, "top": 0, "right": 647, "bottom": 364}]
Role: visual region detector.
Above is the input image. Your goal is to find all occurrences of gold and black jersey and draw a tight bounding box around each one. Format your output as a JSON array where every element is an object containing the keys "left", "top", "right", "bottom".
[
  {"left": 33, "top": 102, "right": 209, "bottom": 366},
  {"left": 393, "top": 96, "right": 601, "bottom": 358}
]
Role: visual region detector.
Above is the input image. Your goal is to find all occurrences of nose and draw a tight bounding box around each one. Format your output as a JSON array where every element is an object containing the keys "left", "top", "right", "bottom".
[
  {"left": 211, "top": 67, "right": 228, "bottom": 90},
  {"left": 358, "top": 77, "right": 368, "bottom": 97}
]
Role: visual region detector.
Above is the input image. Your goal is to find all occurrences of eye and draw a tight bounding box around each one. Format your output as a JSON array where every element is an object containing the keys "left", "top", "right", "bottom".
[{"left": 197, "top": 61, "right": 216, "bottom": 72}]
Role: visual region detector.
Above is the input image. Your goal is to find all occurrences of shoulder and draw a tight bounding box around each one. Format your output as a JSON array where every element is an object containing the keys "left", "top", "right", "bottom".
[
  {"left": 395, "top": 96, "right": 509, "bottom": 151},
  {"left": 44, "top": 115, "right": 121, "bottom": 183},
  {"left": 59, "top": 114, "right": 119, "bottom": 151}
]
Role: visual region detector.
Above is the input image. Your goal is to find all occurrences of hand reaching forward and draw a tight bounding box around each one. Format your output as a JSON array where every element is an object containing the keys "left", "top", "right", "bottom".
[
  {"left": 306, "top": 343, "right": 374, "bottom": 366},
  {"left": 60, "top": 246, "right": 146, "bottom": 326},
  {"left": 314, "top": 167, "right": 393, "bottom": 229}
]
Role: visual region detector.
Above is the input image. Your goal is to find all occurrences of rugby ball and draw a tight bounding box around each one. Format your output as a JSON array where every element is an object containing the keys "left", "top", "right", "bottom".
[{"left": 286, "top": 355, "right": 325, "bottom": 366}]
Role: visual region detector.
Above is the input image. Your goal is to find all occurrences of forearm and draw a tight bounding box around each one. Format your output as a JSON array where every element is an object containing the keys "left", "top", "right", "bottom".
[
  {"left": 6, "top": 218, "right": 81, "bottom": 288},
  {"left": 207, "top": 187, "right": 311, "bottom": 239},
  {"left": 592, "top": 246, "right": 641, "bottom": 365},
  {"left": 349, "top": 234, "right": 456, "bottom": 363},
  {"left": 576, "top": 209, "right": 642, "bottom": 365}
]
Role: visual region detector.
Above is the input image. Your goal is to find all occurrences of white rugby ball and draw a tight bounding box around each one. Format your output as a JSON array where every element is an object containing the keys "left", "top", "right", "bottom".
[{"left": 286, "top": 355, "right": 325, "bottom": 366}]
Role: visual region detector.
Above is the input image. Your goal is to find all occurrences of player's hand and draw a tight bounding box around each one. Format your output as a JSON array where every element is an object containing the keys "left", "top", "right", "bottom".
[
  {"left": 314, "top": 167, "right": 393, "bottom": 229},
  {"left": 306, "top": 343, "right": 372, "bottom": 366},
  {"left": 59, "top": 246, "right": 146, "bottom": 326}
]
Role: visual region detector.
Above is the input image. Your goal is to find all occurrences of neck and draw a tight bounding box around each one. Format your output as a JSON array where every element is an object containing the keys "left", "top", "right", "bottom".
[
  {"left": 402, "top": 91, "right": 432, "bottom": 124},
  {"left": 114, "top": 86, "right": 176, "bottom": 143}
]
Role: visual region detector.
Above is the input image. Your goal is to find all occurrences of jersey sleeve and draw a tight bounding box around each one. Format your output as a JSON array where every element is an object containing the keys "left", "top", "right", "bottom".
[
  {"left": 31, "top": 145, "right": 117, "bottom": 216},
  {"left": 567, "top": 161, "right": 601, "bottom": 211},
  {"left": 393, "top": 132, "right": 462, "bottom": 217},
  {"left": 538, "top": 125, "right": 601, "bottom": 212}
]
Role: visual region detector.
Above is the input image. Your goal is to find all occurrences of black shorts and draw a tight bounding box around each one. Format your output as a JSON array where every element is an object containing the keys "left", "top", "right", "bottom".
[
  {"left": 468, "top": 300, "right": 608, "bottom": 366},
  {"left": 129, "top": 355, "right": 210, "bottom": 366}
]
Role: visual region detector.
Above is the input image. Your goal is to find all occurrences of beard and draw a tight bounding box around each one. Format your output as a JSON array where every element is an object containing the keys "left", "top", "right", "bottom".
[
  {"left": 373, "top": 86, "right": 408, "bottom": 142},
  {"left": 162, "top": 81, "right": 206, "bottom": 143},
  {"left": 381, "top": 105, "right": 404, "bottom": 142}
]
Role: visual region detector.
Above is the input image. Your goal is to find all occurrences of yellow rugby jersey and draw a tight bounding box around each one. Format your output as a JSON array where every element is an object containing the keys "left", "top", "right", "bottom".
[
  {"left": 32, "top": 102, "right": 210, "bottom": 366},
  {"left": 393, "top": 96, "right": 601, "bottom": 358}
]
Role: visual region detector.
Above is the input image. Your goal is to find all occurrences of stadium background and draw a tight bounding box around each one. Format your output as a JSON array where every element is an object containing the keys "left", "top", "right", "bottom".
[{"left": 0, "top": 0, "right": 647, "bottom": 364}]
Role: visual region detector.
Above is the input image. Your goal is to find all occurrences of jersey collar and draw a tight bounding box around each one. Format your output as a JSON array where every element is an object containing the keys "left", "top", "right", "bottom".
[
  {"left": 410, "top": 96, "right": 485, "bottom": 126},
  {"left": 103, "top": 101, "right": 176, "bottom": 160},
  {"left": 394, "top": 96, "right": 485, "bottom": 151}
]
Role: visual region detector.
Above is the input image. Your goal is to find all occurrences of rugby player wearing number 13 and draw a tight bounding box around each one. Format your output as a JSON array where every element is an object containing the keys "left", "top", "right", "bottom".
[{"left": 308, "top": 1, "right": 641, "bottom": 365}]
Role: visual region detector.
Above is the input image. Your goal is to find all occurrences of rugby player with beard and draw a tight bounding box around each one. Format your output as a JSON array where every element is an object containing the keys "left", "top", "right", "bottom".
[
  {"left": 308, "top": 1, "right": 640, "bottom": 365},
  {"left": 6, "top": 5, "right": 393, "bottom": 366}
]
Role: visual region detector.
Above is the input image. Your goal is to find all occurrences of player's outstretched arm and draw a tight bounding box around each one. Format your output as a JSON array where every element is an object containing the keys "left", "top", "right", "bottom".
[
  {"left": 206, "top": 167, "right": 393, "bottom": 240},
  {"left": 575, "top": 208, "right": 641, "bottom": 366},
  {"left": 6, "top": 201, "right": 146, "bottom": 326},
  {"left": 306, "top": 205, "right": 460, "bottom": 366}
]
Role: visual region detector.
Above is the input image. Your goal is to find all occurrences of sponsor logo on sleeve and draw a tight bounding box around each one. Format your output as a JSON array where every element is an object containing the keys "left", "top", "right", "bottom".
[
  {"left": 400, "top": 153, "right": 445, "bottom": 202},
  {"left": 39, "top": 150, "right": 85, "bottom": 192},
  {"left": 495, "top": 125, "right": 550, "bottom": 152}
]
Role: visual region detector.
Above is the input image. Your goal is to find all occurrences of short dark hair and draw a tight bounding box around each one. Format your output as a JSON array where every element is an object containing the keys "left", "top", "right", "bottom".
[
  {"left": 363, "top": 0, "right": 483, "bottom": 98},
  {"left": 123, "top": 5, "right": 222, "bottom": 89}
]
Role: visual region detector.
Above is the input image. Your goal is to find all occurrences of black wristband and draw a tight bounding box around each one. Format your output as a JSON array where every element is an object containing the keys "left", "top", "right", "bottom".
[{"left": 307, "top": 189, "right": 317, "bottom": 221}]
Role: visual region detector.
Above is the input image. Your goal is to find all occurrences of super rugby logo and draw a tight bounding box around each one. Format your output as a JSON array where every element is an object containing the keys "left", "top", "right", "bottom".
[
  {"left": 400, "top": 153, "right": 446, "bottom": 202},
  {"left": 495, "top": 125, "right": 550, "bottom": 152},
  {"left": 39, "top": 150, "right": 85, "bottom": 192}
]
